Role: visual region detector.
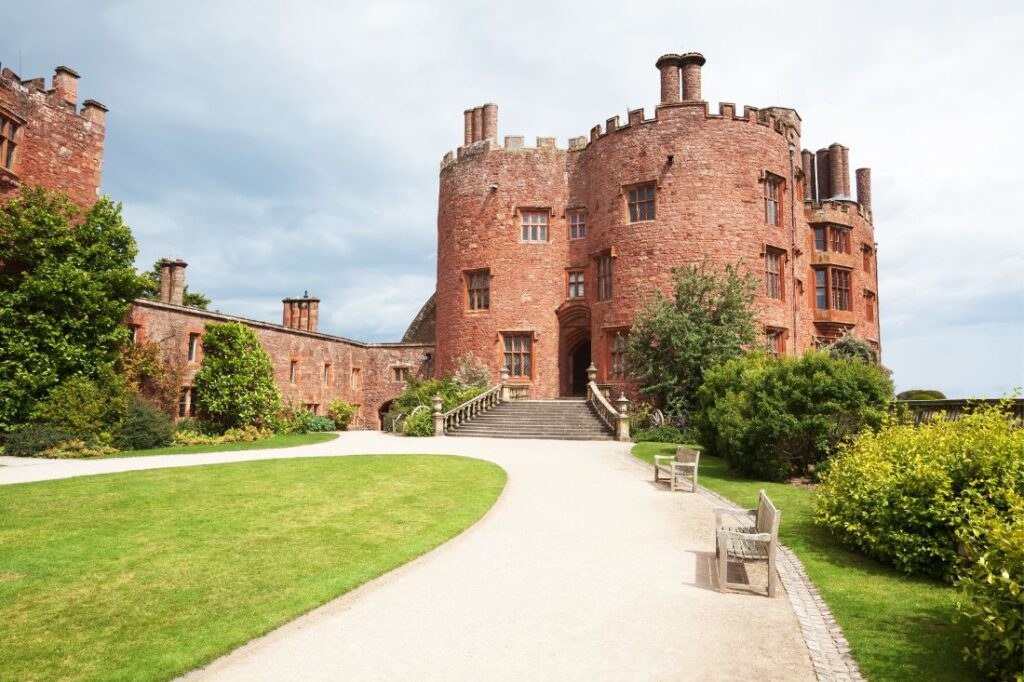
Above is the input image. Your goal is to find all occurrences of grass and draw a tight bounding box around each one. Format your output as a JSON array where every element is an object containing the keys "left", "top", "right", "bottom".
[
  {"left": 0, "top": 455, "right": 506, "bottom": 682},
  {"left": 102, "top": 431, "right": 339, "bottom": 458},
  {"left": 633, "top": 443, "right": 978, "bottom": 682}
]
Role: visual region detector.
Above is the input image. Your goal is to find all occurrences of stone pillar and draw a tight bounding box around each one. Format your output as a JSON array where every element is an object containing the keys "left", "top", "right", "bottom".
[
  {"left": 856, "top": 168, "right": 872, "bottom": 213},
  {"left": 616, "top": 393, "right": 631, "bottom": 442},
  {"left": 432, "top": 395, "right": 445, "bottom": 436},
  {"left": 52, "top": 66, "right": 79, "bottom": 107},
  {"left": 481, "top": 103, "right": 498, "bottom": 141},
  {"left": 680, "top": 52, "right": 706, "bottom": 101},
  {"left": 655, "top": 54, "right": 682, "bottom": 104}
]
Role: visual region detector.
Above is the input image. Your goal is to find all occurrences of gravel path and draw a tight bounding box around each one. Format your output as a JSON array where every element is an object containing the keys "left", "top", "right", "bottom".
[{"left": 2, "top": 432, "right": 816, "bottom": 681}]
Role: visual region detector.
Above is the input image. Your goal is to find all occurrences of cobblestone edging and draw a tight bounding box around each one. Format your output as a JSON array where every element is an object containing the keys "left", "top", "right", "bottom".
[{"left": 698, "top": 486, "right": 865, "bottom": 682}]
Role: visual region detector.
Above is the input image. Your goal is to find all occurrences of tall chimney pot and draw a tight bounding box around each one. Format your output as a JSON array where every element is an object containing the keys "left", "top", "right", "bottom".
[
  {"left": 679, "top": 52, "right": 706, "bottom": 101},
  {"left": 655, "top": 54, "right": 682, "bottom": 104}
]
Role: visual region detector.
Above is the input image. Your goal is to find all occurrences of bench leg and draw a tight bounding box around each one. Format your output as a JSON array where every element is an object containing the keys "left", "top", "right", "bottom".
[
  {"left": 653, "top": 466, "right": 660, "bottom": 484},
  {"left": 670, "top": 471, "right": 677, "bottom": 492},
  {"left": 717, "top": 533, "right": 728, "bottom": 593},
  {"left": 692, "top": 469, "right": 698, "bottom": 492},
  {"left": 767, "top": 543, "right": 777, "bottom": 598}
]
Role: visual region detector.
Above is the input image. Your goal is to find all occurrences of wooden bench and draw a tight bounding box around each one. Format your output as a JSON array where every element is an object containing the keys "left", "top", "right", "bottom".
[
  {"left": 653, "top": 446, "right": 700, "bottom": 492},
  {"left": 714, "top": 490, "right": 781, "bottom": 597}
]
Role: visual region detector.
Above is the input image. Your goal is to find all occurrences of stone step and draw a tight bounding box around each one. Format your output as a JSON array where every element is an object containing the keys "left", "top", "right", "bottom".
[{"left": 446, "top": 398, "right": 615, "bottom": 440}]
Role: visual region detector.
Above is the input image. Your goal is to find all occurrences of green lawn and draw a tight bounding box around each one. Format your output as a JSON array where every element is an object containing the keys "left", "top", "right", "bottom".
[
  {"left": 104, "top": 431, "right": 339, "bottom": 458},
  {"left": 633, "top": 443, "right": 978, "bottom": 682},
  {"left": 0, "top": 455, "right": 506, "bottom": 682}
]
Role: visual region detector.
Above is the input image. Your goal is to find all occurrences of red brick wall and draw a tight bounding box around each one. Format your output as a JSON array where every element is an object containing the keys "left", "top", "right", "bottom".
[
  {"left": 0, "top": 67, "right": 106, "bottom": 208},
  {"left": 435, "top": 56, "right": 879, "bottom": 400},
  {"left": 128, "top": 300, "right": 433, "bottom": 429}
]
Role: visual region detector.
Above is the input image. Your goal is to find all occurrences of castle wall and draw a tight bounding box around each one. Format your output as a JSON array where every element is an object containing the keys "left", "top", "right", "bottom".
[
  {"left": 0, "top": 66, "right": 106, "bottom": 208},
  {"left": 128, "top": 300, "right": 433, "bottom": 429}
]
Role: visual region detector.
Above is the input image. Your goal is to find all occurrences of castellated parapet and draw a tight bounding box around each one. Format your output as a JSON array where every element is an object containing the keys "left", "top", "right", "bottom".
[
  {"left": 431, "top": 51, "right": 880, "bottom": 400},
  {"left": 0, "top": 64, "right": 107, "bottom": 208}
]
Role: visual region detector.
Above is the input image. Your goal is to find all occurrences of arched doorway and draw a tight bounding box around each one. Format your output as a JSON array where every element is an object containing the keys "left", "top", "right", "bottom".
[
  {"left": 556, "top": 302, "right": 591, "bottom": 397},
  {"left": 568, "top": 340, "right": 591, "bottom": 396}
]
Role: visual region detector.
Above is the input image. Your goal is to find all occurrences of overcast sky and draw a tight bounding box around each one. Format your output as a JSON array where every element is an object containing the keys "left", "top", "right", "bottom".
[{"left": 4, "top": 0, "right": 1022, "bottom": 397}]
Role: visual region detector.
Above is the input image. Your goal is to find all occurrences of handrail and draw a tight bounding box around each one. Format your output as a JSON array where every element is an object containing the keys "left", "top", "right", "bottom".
[
  {"left": 440, "top": 384, "right": 502, "bottom": 433},
  {"left": 587, "top": 380, "right": 619, "bottom": 430}
]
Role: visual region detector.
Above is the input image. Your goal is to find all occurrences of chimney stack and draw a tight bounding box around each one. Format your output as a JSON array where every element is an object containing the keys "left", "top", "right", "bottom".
[
  {"left": 815, "top": 148, "right": 832, "bottom": 200},
  {"left": 158, "top": 259, "right": 188, "bottom": 306},
  {"left": 680, "top": 52, "right": 706, "bottom": 101},
  {"left": 52, "top": 66, "right": 79, "bottom": 107},
  {"left": 828, "top": 142, "right": 845, "bottom": 199},
  {"left": 655, "top": 54, "right": 682, "bottom": 104},
  {"left": 282, "top": 292, "right": 320, "bottom": 333},
  {"left": 471, "top": 107, "right": 483, "bottom": 143},
  {"left": 801, "top": 149, "right": 815, "bottom": 201},
  {"left": 856, "top": 168, "right": 872, "bottom": 213},
  {"left": 463, "top": 109, "right": 473, "bottom": 146},
  {"left": 481, "top": 103, "right": 498, "bottom": 141}
]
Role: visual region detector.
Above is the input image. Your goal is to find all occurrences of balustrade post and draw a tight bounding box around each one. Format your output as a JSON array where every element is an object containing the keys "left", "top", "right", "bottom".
[
  {"left": 501, "top": 366, "right": 511, "bottom": 401},
  {"left": 586, "top": 363, "right": 598, "bottom": 384},
  {"left": 616, "top": 393, "right": 631, "bottom": 442},
  {"left": 432, "top": 395, "right": 445, "bottom": 437}
]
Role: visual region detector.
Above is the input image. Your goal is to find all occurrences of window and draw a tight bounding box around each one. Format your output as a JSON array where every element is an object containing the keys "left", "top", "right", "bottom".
[
  {"left": 830, "top": 227, "right": 851, "bottom": 254},
  {"left": 351, "top": 367, "right": 362, "bottom": 390},
  {"left": 307, "top": 403, "right": 320, "bottom": 415},
  {"left": 765, "top": 249, "right": 784, "bottom": 300},
  {"left": 765, "top": 328, "right": 786, "bottom": 357},
  {"left": 569, "top": 210, "right": 586, "bottom": 240},
  {"left": 323, "top": 363, "right": 332, "bottom": 387},
  {"left": 596, "top": 252, "right": 613, "bottom": 301},
  {"left": 289, "top": 360, "right": 298, "bottom": 385},
  {"left": 466, "top": 269, "right": 490, "bottom": 310},
  {"left": 502, "top": 334, "right": 532, "bottom": 378},
  {"left": 764, "top": 176, "right": 781, "bottom": 226},
  {"left": 628, "top": 185, "right": 655, "bottom": 222},
  {"left": 392, "top": 366, "right": 410, "bottom": 382},
  {"left": 0, "top": 116, "right": 18, "bottom": 171},
  {"left": 813, "top": 226, "right": 827, "bottom": 252},
  {"left": 178, "top": 387, "right": 188, "bottom": 418},
  {"left": 567, "top": 270, "right": 585, "bottom": 299},
  {"left": 814, "top": 267, "right": 852, "bottom": 311},
  {"left": 609, "top": 332, "right": 629, "bottom": 379},
  {"left": 865, "top": 291, "right": 876, "bottom": 322},
  {"left": 520, "top": 211, "right": 548, "bottom": 242},
  {"left": 863, "top": 246, "right": 873, "bottom": 274},
  {"left": 188, "top": 333, "right": 201, "bottom": 362}
]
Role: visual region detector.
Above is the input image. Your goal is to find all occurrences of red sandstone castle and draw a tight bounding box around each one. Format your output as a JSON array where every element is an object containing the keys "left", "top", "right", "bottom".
[{"left": 2, "top": 51, "right": 879, "bottom": 424}]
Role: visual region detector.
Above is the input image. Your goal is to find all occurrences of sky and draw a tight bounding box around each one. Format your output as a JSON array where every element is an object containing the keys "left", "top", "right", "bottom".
[{"left": 3, "top": 0, "right": 1022, "bottom": 398}]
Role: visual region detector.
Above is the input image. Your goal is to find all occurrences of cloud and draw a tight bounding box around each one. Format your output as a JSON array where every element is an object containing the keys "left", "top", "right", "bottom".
[{"left": 3, "top": 0, "right": 1023, "bottom": 394}]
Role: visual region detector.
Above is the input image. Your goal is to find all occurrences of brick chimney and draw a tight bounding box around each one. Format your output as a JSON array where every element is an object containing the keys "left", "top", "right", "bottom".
[
  {"left": 52, "top": 66, "right": 79, "bottom": 107},
  {"left": 815, "top": 147, "right": 832, "bottom": 200},
  {"left": 829, "top": 142, "right": 846, "bottom": 199},
  {"left": 680, "top": 52, "right": 706, "bottom": 101},
  {"left": 801, "top": 149, "right": 815, "bottom": 201},
  {"left": 481, "top": 103, "right": 498, "bottom": 141},
  {"left": 655, "top": 54, "right": 682, "bottom": 104},
  {"left": 463, "top": 109, "right": 474, "bottom": 146},
  {"left": 282, "top": 292, "right": 320, "bottom": 332},
  {"left": 856, "top": 168, "right": 872, "bottom": 213},
  {"left": 158, "top": 259, "right": 188, "bottom": 306}
]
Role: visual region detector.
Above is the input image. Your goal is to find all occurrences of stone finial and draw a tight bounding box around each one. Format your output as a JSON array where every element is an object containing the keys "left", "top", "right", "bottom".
[
  {"left": 586, "top": 363, "right": 598, "bottom": 383},
  {"left": 616, "top": 393, "right": 630, "bottom": 416}
]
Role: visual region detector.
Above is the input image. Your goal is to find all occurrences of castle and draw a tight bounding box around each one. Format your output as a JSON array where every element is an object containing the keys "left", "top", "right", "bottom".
[{"left": 1, "top": 51, "right": 879, "bottom": 425}]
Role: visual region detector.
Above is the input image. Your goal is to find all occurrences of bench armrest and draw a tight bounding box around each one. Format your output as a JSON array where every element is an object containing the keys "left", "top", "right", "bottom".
[
  {"left": 670, "top": 461, "right": 696, "bottom": 470},
  {"left": 718, "top": 529, "right": 772, "bottom": 542},
  {"left": 714, "top": 507, "right": 755, "bottom": 520},
  {"left": 653, "top": 455, "right": 674, "bottom": 462}
]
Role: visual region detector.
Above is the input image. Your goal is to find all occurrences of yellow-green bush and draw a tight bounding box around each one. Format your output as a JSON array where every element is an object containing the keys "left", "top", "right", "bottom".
[
  {"left": 816, "top": 401, "right": 1023, "bottom": 680},
  {"left": 327, "top": 399, "right": 357, "bottom": 430},
  {"left": 39, "top": 439, "right": 118, "bottom": 459},
  {"left": 172, "top": 425, "right": 271, "bottom": 446}
]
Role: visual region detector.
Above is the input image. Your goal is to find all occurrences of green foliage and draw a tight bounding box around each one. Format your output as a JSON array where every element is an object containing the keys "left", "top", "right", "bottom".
[
  {"left": 954, "top": 499, "right": 1024, "bottom": 682},
  {"left": 391, "top": 375, "right": 487, "bottom": 437},
  {"left": 815, "top": 402, "right": 1023, "bottom": 680},
  {"left": 897, "top": 389, "right": 948, "bottom": 400},
  {"left": 627, "top": 260, "right": 760, "bottom": 412},
  {"left": 401, "top": 408, "right": 434, "bottom": 436},
  {"left": 34, "top": 372, "right": 130, "bottom": 442},
  {"left": 628, "top": 401, "right": 655, "bottom": 433},
  {"left": 305, "top": 415, "right": 336, "bottom": 432},
  {"left": 172, "top": 425, "right": 272, "bottom": 446},
  {"left": 115, "top": 396, "right": 173, "bottom": 450},
  {"left": 0, "top": 188, "right": 148, "bottom": 430},
  {"left": 694, "top": 351, "right": 893, "bottom": 480},
  {"left": 327, "top": 399, "right": 357, "bottom": 430},
  {"left": 2, "top": 425, "right": 77, "bottom": 457},
  {"left": 828, "top": 332, "right": 879, "bottom": 365},
  {"left": 140, "top": 259, "right": 211, "bottom": 309},
  {"left": 37, "top": 439, "right": 117, "bottom": 459},
  {"left": 632, "top": 424, "right": 685, "bottom": 444},
  {"left": 453, "top": 351, "right": 491, "bottom": 387},
  {"left": 174, "top": 418, "right": 222, "bottom": 437},
  {"left": 276, "top": 397, "right": 317, "bottom": 434},
  {"left": 193, "top": 322, "right": 280, "bottom": 429}
]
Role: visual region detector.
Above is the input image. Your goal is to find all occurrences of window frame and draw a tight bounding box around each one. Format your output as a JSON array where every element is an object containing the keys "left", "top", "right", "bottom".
[
  {"left": 392, "top": 366, "right": 410, "bottom": 383},
  {"left": 812, "top": 224, "right": 851, "bottom": 254},
  {"left": 863, "top": 244, "right": 874, "bottom": 274},
  {"left": 608, "top": 330, "right": 629, "bottom": 380},
  {"left": 519, "top": 209, "right": 550, "bottom": 243},
  {"left": 567, "top": 269, "right": 585, "bottom": 300},
  {"left": 596, "top": 251, "right": 613, "bottom": 301},
  {"left": 323, "top": 363, "right": 332, "bottom": 387},
  {"left": 765, "top": 327, "right": 787, "bottom": 357},
  {"left": 0, "top": 114, "right": 20, "bottom": 172},
  {"left": 763, "top": 173, "right": 782, "bottom": 226},
  {"left": 501, "top": 332, "right": 534, "bottom": 379},
  {"left": 764, "top": 248, "right": 785, "bottom": 300},
  {"left": 865, "top": 290, "right": 876, "bottom": 322},
  {"left": 813, "top": 266, "right": 853, "bottom": 311},
  {"left": 569, "top": 210, "right": 587, "bottom": 240},
  {"left": 289, "top": 359, "right": 298, "bottom": 385},
  {"left": 350, "top": 367, "right": 362, "bottom": 390},
  {"left": 465, "top": 268, "right": 491, "bottom": 311},
  {"left": 627, "top": 183, "right": 656, "bottom": 223},
  {"left": 187, "top": 332, "right": 201, "bottom": 362}
]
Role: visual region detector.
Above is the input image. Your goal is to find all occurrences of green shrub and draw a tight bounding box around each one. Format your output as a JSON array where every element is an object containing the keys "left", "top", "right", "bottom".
[
  {"left": 115, "top": 396, "right": 173, "bottom": 450},
  {"left": 174, "top": 418, "right": 222, "bottom": 436},
  {"left": 34, "top": 372, "right": 130, "bottom": 443},
  {"left": 401, "top": 408, "right": 434, "bottom": 437},
  {"left": 390, "top": 376, "right": 487, "bottom": 437},
  {"left": 277, "top": 398, "right": 316, "bottom": 434},
  {"left": 306, "top": 415, "right": 336, "bottom": 432},
  {"left": 173, "top": 425, "right": 272, "bottom": 446},
  {"left": 694, "top": 351, "right": 892, "bottom": 480},
  {"left": 815, "top": 401, "right": 1024, "bottom": 581},
  {"left": 628, "top": 401, "right": 655, "bottom": 433},
  {"left": 327, "top": 399, "right": 357, "bottom": 430},
  {"left": 193, "top": 322, "right": 280, "bottom": 429},
  {"left": 827, "top": 332, "right": 880, "bottom": 365},
  {"left": 38, "top": 439, "right": 117, "bottom": 459},
  {"left": 897, "top": 389, "right": 947, "bottom": 400},
  {"left": 3, "top": 425, "right": 76, "bottom": 457},
  {"left": 632, "top": 424, "right": 685, "bottom": 443}
]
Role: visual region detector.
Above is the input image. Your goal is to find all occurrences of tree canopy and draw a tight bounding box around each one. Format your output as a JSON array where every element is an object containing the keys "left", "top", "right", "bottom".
[
  {"left": 193, "top": 322, "right": 280, "bottom": 429},
  {"left": 0, "top": 188, "right": 147, "bottom": 430},
  {"left": 140, "top": 259, "right": 211, "bottom": 309},
  {"left": 626, "top": 260, "right": 760, "bottom": 413}
]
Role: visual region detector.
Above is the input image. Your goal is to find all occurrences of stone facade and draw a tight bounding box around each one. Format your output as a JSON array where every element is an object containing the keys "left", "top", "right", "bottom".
[
  {"left": 429, "top": 51, "right": 880, "bottom": 399},
  {"left": 0, "top": 64, "right": 106, "bottom": 208}
]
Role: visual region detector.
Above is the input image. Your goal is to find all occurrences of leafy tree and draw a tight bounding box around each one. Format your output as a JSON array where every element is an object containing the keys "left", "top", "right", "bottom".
[
  {"left": 896, "top": 389, "right": 947, "bottom": 400},
  {"left": 34, "top": 371, "right": 130, "bottom": 442},
  {"left": 192, "top": 322, "right": 280, "bottom": 429},
  {"left": 140, "top": 259, "right": 211, "bottom": 309},
  {"left": 0, "top": 188, "right": 147, "bottom": 430},
  {"left": 828, "top": 332, "right": 879, "bottom": 365},
  {"left": 627, "top": 260, "right": 760, "bottom": 413}
]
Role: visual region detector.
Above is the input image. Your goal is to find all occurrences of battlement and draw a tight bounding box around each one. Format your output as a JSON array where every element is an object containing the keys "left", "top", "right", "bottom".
[{"left": 0, "top": 64, "right": 107, "bottom": 125}]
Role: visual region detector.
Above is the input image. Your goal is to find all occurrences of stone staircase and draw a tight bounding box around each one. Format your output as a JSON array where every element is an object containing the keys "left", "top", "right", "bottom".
[{"left": 447, "top": 399, "right": 615, "bottom": 440}]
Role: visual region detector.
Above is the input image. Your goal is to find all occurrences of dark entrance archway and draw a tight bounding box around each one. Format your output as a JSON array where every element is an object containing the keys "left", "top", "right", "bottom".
[{"left": 568, "top": 340, "right": 591, "bottom": 396}]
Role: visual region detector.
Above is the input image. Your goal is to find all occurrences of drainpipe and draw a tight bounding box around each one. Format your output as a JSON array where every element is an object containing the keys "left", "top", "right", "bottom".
[{"left": 789, "top": 143, "right": 799, "bottom": 353}]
